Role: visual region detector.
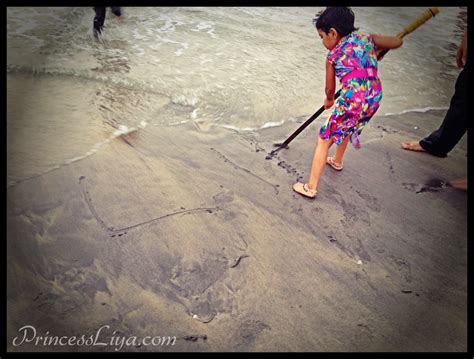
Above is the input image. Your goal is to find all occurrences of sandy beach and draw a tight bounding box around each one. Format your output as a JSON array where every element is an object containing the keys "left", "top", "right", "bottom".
[{"left": 6, "top": 107, "right": 467, "bottom": 352}]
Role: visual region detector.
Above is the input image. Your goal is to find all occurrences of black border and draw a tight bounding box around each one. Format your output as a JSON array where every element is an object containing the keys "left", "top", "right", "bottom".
[{"left": 3, "top": 2, "right": 472, "bottom": 358}]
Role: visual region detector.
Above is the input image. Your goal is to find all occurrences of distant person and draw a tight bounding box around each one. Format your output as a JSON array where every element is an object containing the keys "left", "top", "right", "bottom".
[
  {"left": 93, "top": 7, "right": 123, "bottom": 39},
  {"left": 293, "top": 7, "right": 403, "bottom": 198},
  {"left": 401, "top": 30, "right": 467, "bottom": 190}
]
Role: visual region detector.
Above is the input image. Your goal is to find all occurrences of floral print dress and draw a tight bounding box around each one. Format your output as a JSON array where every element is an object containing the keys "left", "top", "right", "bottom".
[{"left": 319, "top": 33, "right": 383, "bottom": 148}]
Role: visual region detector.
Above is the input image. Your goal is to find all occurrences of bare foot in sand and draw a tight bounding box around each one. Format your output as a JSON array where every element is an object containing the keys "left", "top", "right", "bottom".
[
  {"left": 449, "top": 178, "right": 467, "bottom": 191},
  {"left": 401, "top": 141, "right": 426, "bottom": 152}
]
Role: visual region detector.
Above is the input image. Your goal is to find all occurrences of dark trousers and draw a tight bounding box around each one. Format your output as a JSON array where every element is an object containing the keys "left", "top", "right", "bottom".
[
  {"left": 93, "top": 7, "right": 106, "bottom": 35},
  {"left": 93, "top": 7, "right": 121, "bottom": 35},
  {"left": 419, "top": 63, "right": 468, "bottom": 157}
]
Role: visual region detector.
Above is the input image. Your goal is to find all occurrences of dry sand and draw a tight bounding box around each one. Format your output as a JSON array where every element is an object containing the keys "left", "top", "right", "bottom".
[{"left": 7, "top": 109, "right": 467, "bottom": 352}]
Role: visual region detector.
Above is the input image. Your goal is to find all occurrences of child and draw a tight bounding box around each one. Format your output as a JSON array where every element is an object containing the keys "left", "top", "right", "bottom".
[{"left": 293, "top": 7, "right": 403, "bottom": 198}]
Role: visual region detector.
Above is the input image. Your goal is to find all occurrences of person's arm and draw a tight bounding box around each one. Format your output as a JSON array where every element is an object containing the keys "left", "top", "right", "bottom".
[
  {"left": 456, "top": 31, "right": 467, "bottom": 68},
  {"left": 371, "top": 34, "right": 403, "bottom": 50},
  {"left": 324, "top": 60, "right": 336, "bottom": 109}
]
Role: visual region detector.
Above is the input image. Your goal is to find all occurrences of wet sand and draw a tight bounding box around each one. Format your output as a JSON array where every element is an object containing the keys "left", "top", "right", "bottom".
[{"left": 7, "top": 109, "right": 467, "bottom": 352}]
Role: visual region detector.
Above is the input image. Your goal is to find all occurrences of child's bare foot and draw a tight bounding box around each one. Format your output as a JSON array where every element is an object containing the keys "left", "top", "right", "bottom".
[
  {"left": 293, "top": 182, "right": 317, "bottom": 198},
  {"left": 401, "top": 141, "right": 426, "bottom": 152},
  {"left": 449, "top": 178, "right": 467, "bottom": 191},
  {"left": 326, "top": 156, "right": 343, "bottom": 171}
]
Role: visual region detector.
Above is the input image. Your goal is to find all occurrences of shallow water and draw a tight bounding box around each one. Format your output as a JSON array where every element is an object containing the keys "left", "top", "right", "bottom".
[{"left": 7, "top": 7, "right": 467, "bottom": 186}]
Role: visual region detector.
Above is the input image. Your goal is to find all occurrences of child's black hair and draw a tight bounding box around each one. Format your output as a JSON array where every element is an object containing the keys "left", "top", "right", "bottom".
[{"left": 313, "top": 7, "right": 358, "bottom": 37}]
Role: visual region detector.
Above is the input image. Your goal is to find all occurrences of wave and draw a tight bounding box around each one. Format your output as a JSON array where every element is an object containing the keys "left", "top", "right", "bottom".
[
  {"left": 382, "top": 107, "right": 448, "bottom": 116},
  {"left": 6, "top": 64, "right": 168, "bottom": 98},
  {"left": 213, "top": 119, "right": 290, "bottom": 132},
  {"left": 171, "top": 92, "right": 199, "bottom": 107},
  {"left": 188, "top": 106, "right": 449, "bottom": 134}
]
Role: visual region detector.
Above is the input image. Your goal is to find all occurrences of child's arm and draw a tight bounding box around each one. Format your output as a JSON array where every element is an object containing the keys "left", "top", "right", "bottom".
[
  {"left": 324, "top": 60, "right": 336, "bottom": 109},
  {"left": 371, "top": 34, "right": 403, "bottom": 50}
]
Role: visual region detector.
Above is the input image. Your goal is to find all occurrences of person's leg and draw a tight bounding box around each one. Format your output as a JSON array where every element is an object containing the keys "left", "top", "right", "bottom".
[
  {"left": 293, "top": 137, "right": 333, "bottom": 198},
  {"left": 110, "top": 7, "right": 122, "bottom": 17},
  {"left": 406, "top": 65, "right": 468, "bottom": 157},
  {"left": 307, "top": 137, "right": 334, "bottom": 190},
  {"left": 93, "top": 7, "right": 106, "bottom": 37},
  {"left": 331, "top": 135, "right": 350, "bottom": 166}
]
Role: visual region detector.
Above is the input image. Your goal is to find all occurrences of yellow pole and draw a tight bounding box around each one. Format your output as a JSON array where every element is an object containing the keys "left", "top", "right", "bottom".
[{"left": 397, "top": 7, "right": 439, "bottom": 38}]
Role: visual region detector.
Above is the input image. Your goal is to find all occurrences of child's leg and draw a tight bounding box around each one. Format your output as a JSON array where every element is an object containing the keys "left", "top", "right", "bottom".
[
  {"left": 307, "top": 137, "right": 334, "bottom": 190},
  {"left": 332, "top": 135, "right": 350, "bottom": 165}
]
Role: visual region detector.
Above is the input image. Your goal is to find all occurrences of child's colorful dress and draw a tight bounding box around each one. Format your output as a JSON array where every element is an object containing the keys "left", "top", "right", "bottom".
[{"left": 320, "top": 33, "right": 383, "bottom": 148}]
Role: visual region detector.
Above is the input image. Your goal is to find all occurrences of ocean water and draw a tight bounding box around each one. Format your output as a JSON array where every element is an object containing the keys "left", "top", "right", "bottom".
[{"left": 7, "top": 7, "right": 467, "bottom": 186}]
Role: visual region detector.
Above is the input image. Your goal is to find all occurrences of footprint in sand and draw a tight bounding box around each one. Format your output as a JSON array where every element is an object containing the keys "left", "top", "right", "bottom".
[{"left": 354, "top": 189, "right": 381, "bottom": 213}]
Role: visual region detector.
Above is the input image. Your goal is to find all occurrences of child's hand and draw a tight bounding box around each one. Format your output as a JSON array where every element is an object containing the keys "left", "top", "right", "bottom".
[{"left": 324, "top": 98, "right": 334, "bottom": 109}]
